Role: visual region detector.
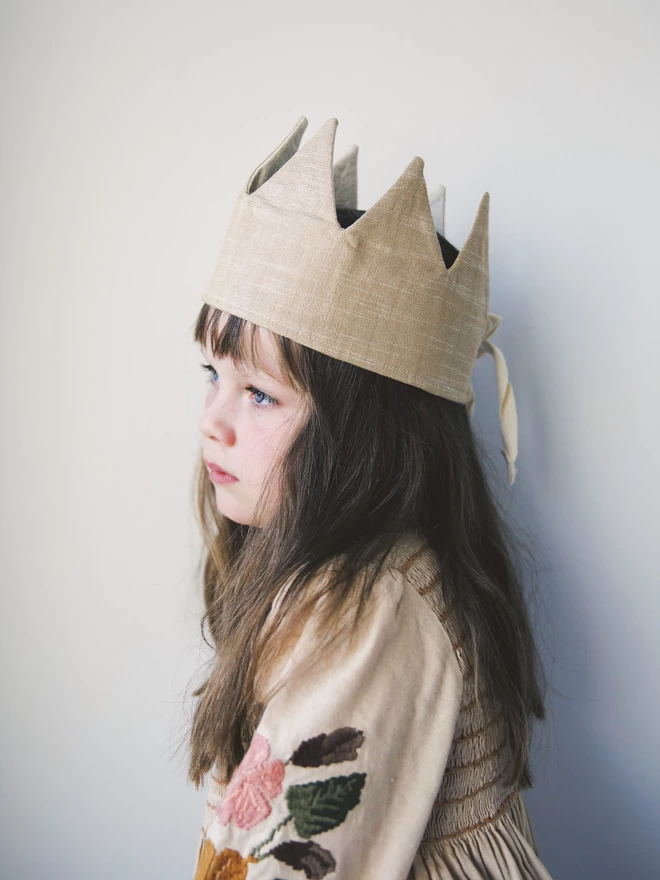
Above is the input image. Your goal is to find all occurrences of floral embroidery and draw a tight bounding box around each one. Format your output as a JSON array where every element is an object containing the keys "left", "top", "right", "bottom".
[
  {"left": 208, "top": 726, "right": 367, "bottom": 879},
  {"left": 268, "top": 840, "right": 336, "bottom": 878},
  {"left": 217, "top": 732, "right": 286, "bottom": 829},
  {"left": 193, "top": 839, "right": 257, "bottom": 880},
  {"left": 284, "top": 773, "right": 366, "bottom": 838},
  {"left": 290, "top": 727, "right": 365, "bottom": 767}
]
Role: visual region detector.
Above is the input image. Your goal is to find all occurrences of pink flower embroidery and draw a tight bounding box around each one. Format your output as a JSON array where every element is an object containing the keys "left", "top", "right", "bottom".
[{"left": 216, "top": 732, "right": 285, "bottom": 830}]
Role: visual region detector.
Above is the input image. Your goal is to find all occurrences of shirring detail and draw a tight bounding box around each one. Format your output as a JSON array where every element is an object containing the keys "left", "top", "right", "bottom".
[{"left": 391, "top": 533, "right": 526, "bottom": 844}]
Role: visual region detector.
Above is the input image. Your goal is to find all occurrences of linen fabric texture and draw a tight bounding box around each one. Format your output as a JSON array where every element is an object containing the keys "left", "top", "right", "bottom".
[{"left": 201, "top": 116, "right": 519, "bottom": 485}]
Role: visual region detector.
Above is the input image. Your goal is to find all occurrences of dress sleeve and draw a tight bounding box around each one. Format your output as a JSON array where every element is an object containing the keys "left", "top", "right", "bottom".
[{"left": 192, "top": 564, "right": 464, "bottom": 880}]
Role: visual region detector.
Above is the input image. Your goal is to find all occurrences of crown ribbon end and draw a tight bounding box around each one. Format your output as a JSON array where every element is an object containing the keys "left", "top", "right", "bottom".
[{"left": 479, "top": 329, "right": 519, "bottom": 487}]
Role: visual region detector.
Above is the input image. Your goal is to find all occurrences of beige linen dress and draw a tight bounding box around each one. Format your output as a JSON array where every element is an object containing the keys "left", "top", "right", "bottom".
[{"left": 191, "top": 532, "right": 554, "bottom": 880}]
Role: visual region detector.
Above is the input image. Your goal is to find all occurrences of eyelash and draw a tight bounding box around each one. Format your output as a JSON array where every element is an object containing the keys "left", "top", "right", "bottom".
[{"left": 200, "top": 363, "right": 279, "bottom": 408}]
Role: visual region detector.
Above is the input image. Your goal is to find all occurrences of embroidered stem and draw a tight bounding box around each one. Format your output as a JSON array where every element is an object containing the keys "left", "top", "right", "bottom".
[{"left": 250, "top": 813, "right": 293, "bottom": 859}]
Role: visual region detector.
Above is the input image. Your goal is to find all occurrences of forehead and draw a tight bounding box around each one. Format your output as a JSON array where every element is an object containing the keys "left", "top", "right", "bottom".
[{"left": 201, "top": 312, "right": 287, "bottom": 384}]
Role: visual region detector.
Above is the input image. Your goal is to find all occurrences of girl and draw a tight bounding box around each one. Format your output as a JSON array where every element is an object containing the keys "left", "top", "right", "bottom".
[{"left": 186, "top": 116, "right": 553, "bottom": 879}]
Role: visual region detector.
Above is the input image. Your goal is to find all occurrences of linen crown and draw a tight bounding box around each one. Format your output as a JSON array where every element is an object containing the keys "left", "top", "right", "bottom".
[{"left": 202, "top": 115, "right": 518, "bottom": 484}]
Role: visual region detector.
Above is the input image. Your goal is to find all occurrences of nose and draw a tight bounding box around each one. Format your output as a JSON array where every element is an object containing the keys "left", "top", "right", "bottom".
[{"left": 198, "top": 389, "right": 237, "bottom": 446}]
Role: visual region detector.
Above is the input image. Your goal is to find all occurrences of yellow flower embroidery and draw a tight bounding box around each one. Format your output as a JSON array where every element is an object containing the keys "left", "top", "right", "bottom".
[{"left": 193, "top": 839, "right": 258, "bottom": 880}]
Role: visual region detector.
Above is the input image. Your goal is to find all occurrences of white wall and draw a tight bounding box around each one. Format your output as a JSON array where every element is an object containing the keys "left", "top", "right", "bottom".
[{"left": 1, "top": 1, "right": 658, "bottom": 877}]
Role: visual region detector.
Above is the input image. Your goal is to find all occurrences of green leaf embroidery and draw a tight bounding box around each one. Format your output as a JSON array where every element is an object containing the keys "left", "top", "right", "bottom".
[{"left": 286, "top": 773, "right": 367, "bottom": 838}]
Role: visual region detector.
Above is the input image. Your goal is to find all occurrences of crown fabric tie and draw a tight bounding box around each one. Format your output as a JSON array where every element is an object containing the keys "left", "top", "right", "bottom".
[{"left": 474, "top": 313, "right": 518, "bottom": 485}]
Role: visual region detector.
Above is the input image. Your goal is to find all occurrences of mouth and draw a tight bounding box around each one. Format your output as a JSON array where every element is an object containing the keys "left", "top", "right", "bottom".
[{"left": 205, "top": 460, "right": 238, "bottom": 482}]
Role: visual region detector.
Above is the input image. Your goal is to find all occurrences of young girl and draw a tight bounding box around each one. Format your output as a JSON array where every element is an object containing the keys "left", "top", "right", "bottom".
[{"left": 186, "top": 116, "right": 553, "bottom": 880}]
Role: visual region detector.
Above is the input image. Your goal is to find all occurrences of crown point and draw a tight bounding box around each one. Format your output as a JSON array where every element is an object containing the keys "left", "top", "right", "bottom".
[{"left": 474, "top": 190, "right": 490, "bottom": 218}]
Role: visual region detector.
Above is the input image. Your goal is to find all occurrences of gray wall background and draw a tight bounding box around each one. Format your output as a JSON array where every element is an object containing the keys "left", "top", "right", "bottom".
[{"left": 1, "top": 1, "right": 658, "bottom": 877}]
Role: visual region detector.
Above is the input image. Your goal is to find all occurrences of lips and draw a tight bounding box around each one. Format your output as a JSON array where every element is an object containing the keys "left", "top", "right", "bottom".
[{"left": 205, "top": 460, "right": 235, "bottom": 478}]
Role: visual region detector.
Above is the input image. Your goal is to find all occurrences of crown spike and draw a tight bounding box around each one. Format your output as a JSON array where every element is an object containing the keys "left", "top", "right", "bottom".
[
  {"left": 246, "top": 115, "right": 309, "bottom": 194},
  {"left": 448, "top": 191, "right": 489, "bottom": 283},
  {"left": 247, "top": 116, "right": 339, "bottom": 222},
  {"left": 334, "top": 144, "right": 359, "bottom": 210},
  {"left": 346, "top": 154, "right": 446, "bottom": 269},
  {"left": 428, "top": 183, "right": 446, "bottom": 236}
]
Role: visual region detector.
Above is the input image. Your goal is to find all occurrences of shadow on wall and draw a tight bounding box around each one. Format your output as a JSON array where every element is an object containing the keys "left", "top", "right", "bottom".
[{"left": 476, "top": 290, "right": 659, "bottom": 880}]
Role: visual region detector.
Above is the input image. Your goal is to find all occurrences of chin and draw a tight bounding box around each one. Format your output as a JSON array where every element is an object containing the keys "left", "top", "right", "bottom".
[{"left": 214, "top": 496, "right": 253, "bottom": 526}]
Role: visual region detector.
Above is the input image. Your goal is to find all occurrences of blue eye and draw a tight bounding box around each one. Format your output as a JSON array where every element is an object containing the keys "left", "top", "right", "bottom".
[
  {"left": 200, "top": 363, "right": 278, "bottom": 409},
  {"left": 247, "top": 386, "right": 278, "bottom": 408},
  {"left": 201, "top": 363, "right": 218, "bottom": 383}
]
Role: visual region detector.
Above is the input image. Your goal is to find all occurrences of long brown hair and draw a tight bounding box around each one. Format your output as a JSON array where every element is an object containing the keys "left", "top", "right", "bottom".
[{"left": 185, "top": 207, "right": 548, "bottom": 792}]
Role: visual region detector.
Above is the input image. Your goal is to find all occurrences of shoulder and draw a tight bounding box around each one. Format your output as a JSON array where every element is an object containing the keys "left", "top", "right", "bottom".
[
  {"left": 299, "top": 530, "right": 462, "bottom": 660},
  {"left": 384, "top": 531, "right": 469, "bottom": 677},
  {"left": 260, "top": 533, "right": 464, "bottom": 722},
  {"left": 259, "top": 532, "right": 465, "bottom": 704},
  {"left": 311, "top": 531, "right": 465, "bottom": 687}
]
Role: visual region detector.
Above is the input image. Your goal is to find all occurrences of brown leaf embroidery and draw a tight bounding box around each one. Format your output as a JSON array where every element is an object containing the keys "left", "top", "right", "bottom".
[
  {"left": 290, "top": 727, "right": 365, "bottom": 767},
  {"left": 269, "top": 839, "right": 336, "bottom": 879}
]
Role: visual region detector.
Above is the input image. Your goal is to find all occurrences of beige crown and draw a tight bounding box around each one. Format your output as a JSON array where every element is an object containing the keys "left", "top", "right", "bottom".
[{"left": 202, "top": 116, "right": 518, "bottom": 484}]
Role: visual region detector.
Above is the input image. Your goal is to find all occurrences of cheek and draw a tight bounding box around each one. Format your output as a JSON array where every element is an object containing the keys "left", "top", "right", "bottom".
[
  {"left": 255, "top": 421, "right": 292, "bottom": 457},
  {"left": 251, "top": 413, "right": 300, "bottom": 459}
]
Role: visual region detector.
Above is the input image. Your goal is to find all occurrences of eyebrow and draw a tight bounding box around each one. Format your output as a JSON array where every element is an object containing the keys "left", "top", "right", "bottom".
[
  {"left": 200, "top": 347, "right": 287, "bottom": 387},
  {"left": 250, "top": 365, "right": 288, "bottom": 386}
]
